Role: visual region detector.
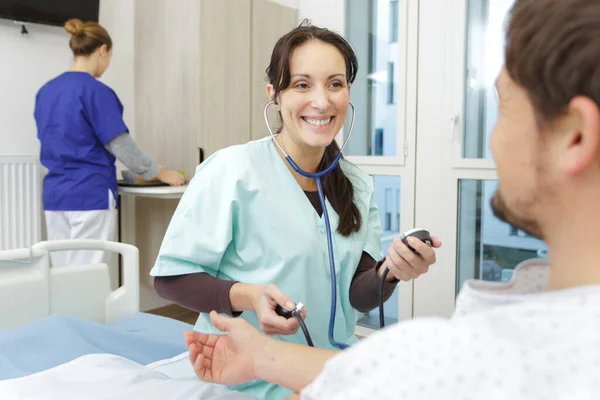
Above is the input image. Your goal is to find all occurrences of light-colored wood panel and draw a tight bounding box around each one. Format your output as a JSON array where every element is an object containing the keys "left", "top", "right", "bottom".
[
  {"left": 198, "top": 0, "right": 252, "bottom": 157},
  {"left": 133, "top": 0, "right": 202, "bottom": 291},
  {"left": 134, "top": 0, "right": 201, "bottom": 177},
  {"left": 134, "top": 198, "right": 179, "bottom": 287},
  {"left": 251, "top": 0, "right": 298, "bottom": 140}
]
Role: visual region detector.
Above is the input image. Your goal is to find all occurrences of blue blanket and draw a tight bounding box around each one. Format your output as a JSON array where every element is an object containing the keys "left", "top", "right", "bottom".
[{"left": 0, "top": 313, "right": 192, "bottom": 380}]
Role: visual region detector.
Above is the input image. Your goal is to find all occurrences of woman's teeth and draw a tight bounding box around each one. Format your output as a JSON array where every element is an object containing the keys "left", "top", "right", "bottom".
[{"left": 304, "top": 117, "right": 331, "bottom": 126}]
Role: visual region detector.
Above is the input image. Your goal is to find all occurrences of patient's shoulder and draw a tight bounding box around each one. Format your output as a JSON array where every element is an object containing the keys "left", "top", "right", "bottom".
[
  {"left": 302, "top": 297, "right": 600, "bottom": 399},
  {"left": 302, "top": 317, "right": 458, "bottom": 398}
]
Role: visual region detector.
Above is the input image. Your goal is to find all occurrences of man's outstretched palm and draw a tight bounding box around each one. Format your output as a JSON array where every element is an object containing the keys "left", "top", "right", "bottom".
[{"left": 183, "top": 311, "right": 265, "bottom": 385}]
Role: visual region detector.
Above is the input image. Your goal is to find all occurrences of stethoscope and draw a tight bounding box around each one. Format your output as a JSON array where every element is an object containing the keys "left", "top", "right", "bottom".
[{"left": 264, "top": 100, "right": 355, "bottom": 350}]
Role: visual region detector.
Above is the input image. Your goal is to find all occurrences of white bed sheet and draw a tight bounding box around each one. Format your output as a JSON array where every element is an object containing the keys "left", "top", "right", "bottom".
[{"left": 0, "top": 352, "right": 258, "bottom": 400}]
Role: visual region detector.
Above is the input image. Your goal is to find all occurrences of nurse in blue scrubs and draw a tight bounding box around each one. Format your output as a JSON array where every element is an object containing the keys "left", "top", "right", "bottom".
[
  {"left": 151, "top": 21, "right": 441, "bottom": 399},
  {"left": 34, "top": 18, "right": 184, "bottom": 268}
]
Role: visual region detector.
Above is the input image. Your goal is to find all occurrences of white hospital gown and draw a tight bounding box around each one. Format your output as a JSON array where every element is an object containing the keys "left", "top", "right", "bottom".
[{"left": 301, "top": 259, "right": 600, "bottom": 399}]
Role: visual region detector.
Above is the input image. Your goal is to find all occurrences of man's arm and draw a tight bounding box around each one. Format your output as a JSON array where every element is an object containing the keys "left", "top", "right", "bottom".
[
  {"left": 183, "top": 311, "right": 340, "bottom": 393},
  {"left": 254, "top": 337, "right": 340, "bottom": 393}
]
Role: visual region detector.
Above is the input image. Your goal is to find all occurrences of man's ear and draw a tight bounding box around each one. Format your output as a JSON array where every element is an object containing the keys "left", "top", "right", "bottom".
[{"left": 561, "top": 96, "right": 600, "bottom": 175}]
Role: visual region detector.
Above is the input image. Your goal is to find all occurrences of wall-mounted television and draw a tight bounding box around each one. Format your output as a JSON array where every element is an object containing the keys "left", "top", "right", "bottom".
[{"left": 0, "top": 0, "right": 100, "bottom": 27}]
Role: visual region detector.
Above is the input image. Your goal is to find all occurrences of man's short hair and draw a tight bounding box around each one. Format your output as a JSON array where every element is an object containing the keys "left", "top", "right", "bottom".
[{"left": 505, "top": 0, "right": 600, "bottom": 125}]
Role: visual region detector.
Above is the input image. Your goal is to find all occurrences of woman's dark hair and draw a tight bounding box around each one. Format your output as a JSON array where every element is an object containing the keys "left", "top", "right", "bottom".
[
  {"left": 64, "top": 18, "right": 112, "bottom": 56},
  {"left": 266, "top": 20, "right": 360, "bottom": 236}
]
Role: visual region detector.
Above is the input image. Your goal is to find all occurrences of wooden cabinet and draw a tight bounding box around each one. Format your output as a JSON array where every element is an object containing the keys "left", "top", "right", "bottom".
[
  {"left": 251, "top": 0, "right": 299, "bottom": 140},
  {"left": 198, "top": 0, "right": 252, "bottom": 160},
  {"left": 134, "top": 0, "right": 202, "bottom": 178},
  {"left": 126, "top": 0, "right": 297, "bottom": 310},
  {"left": 134, "top": 0, "right": 297, "bottom": 176}
]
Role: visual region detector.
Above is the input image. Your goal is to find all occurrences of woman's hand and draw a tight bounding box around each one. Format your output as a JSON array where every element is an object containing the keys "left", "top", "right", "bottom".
[
  {"left": 157, "top": 168, "right": 185, "bottom": 186},
  {"left": 251, "top": 284, "right": 307, "bottom": 336},
  {"left": 184, "top": 311, "right": 266, "bottom": 385},
  {"left": 380, "top": 235, "right": 442, "bottom": 282}
]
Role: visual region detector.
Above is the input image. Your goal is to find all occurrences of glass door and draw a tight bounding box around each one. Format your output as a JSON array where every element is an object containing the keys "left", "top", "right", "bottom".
[{"left": 412, "top": 0, "right": 548, "bottom": 318}]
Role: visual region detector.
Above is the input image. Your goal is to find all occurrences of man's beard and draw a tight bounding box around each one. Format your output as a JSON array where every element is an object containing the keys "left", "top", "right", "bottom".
[{"left": 491, "top": 190, "right": 544, "bottom": 240}]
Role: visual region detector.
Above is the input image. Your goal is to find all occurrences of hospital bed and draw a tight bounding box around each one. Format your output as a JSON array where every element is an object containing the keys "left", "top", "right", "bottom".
[
  {"left": 0, "top": 239, "right": 139, "bottom": 331},
  {"left": 0, "top": 240, "right": 256, "bottom": 399}
]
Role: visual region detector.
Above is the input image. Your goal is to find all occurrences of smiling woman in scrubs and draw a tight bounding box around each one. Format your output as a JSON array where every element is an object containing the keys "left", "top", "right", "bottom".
[
  {"left": 151, "top": 21, "right": 441, "bottom": 399},
  {"left": 35, "top": 19, "right": 184, "bottom": 268}
]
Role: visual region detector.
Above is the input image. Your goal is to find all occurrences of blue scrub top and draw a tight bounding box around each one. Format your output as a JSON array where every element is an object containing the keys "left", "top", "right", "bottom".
[
  {"left": 34, "top": 71, "right": 128, "bottom": 211},
  {"left": 151, "top": 137, "right": 383, "bottom": 399}
]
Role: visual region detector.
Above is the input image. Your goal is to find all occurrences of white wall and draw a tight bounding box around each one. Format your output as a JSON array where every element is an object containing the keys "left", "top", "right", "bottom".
[
  {"left": 270, "top": 0, "right": 345, "bottom": 33},
  {"left": 298, "top": 0, "right": 345, "bottom": 33},
  {"left": 98, "top": 0, "right": 136, "bottom": 139},
  {"left": 0, "top": 21, "right": 71, "bottom": 156},
  {"left": 0, "top": 0, "right": 135, "bottom": 158}
]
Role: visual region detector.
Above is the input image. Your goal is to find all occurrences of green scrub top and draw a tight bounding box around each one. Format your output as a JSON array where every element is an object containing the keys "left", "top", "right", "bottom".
[{"left": 151, "top": 136, "right": 383, "bottom": 399}]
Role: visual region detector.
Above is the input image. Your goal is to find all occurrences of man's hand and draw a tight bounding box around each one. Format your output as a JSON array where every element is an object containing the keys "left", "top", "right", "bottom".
[{"left": 183, "top": 311, "right": 267, "bottom": 385}]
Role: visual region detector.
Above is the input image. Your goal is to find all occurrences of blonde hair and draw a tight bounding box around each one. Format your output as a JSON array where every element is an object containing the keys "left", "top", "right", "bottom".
[{"left": 64, "top": 18, "right": 112, "bottom": 56}]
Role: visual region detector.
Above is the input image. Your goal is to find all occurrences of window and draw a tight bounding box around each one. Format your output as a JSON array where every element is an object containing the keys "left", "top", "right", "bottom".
[
  {"left": 384, "top": 188, "right": 392, "bottom": 230},
  {"left": 387, "top": 62, "right": 395, "bottom": 104},
  {"left": 457, "top": 180, "right": 547, "bottom": 289},
  {"left": 374, "top": 128, "right": 384, "bottom": 155},
  {"left": 510, "top": 226, "right": 535, "bottom": 238},
  {"left": 394, "top": 188, "right": 400, "bottom": 231},
  {"left": 345, "top": 0, "right": 401, "bottom": 156},
  {"left": 389, "top": 0, "right": 399, "bottom": 42},
  {"left": 358, "top": 176, "right": 402, "bottom": 329},
  {"left": 463, "top": 0, "right": 515, "bottom": 159}
]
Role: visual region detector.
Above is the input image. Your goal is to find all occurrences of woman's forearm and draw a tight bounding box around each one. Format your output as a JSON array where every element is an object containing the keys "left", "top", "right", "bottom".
[
  {"left": 229, "top": 283, "right": 262, "bottom": 312},
  {"left": 154, "top": 273, "right": 241, "bottom": 316},
  {"left": 377, "top": 258, "right": 399, "bottom": 282},
  {"left": 254, "top": 338, "right": 340, "bottom": 393},
  {"left": 349, "top": 254, "right": 398, "bottom": 312}
]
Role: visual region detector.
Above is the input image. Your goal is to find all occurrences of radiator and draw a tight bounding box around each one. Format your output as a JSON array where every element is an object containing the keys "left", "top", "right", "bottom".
[{"left": 0, "top": 156, "right": 42, "bottom": 251}]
